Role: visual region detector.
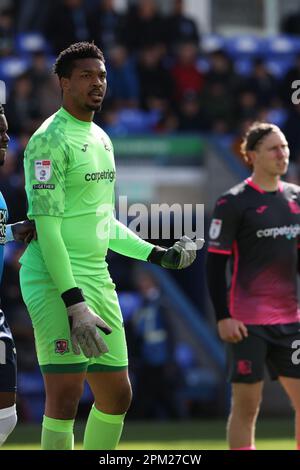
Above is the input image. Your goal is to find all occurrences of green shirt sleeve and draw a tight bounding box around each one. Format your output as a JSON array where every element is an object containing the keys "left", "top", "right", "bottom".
[
  {"left": 109, "top": 216, "right": 154, "bottom": 261},
  {"left": 24, "top": 131, "right": 69, "bottom": 218},
  {"left": 35, "top": 215, "right": 77, "bottom": 294}
]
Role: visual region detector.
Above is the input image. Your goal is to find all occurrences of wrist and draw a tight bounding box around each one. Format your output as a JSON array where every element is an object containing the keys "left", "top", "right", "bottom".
[
  {"left": 216, "top": 310, "right": 231, "bottom": 322},
  {"left": 61, "top": 287, "right": 85, "bottom": 307},
  {"left": 147, "top": 246, "right": 166, "bottom": 265}
]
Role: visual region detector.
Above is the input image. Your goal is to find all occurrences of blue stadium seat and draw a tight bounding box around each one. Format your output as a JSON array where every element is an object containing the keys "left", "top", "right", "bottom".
[
  {"left": 201, "top": 34, "right": 225, "bottom": 53},
  {"left": 262, "top": 35, "right": 300, "bottom": 58},
  {"left": 266, "top": 57, "right": 294, "bottom": 78},
  {"left": 0, "top": 57, "right": 29, "bottom": 86},
  {"left": 224, "top": 35, "right": 263, "bottom": 58},
  {"left": 15, "top": 32, "right": 51, "bottom": 56},
  {"left": 234, "top": 57, "right": 253, "bottom": 76}
]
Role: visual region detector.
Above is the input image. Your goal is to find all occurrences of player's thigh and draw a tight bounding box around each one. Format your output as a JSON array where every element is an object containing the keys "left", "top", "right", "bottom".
[
  {"left": 84, "top": 279, "right": 128, "bottom": 371},
  {"left": 20, "top": 266, "right": 88, "bottom": 368},
  {"left": 0, "top": 311, "right": 16, "bottom": 397},
  {"left": 226, "top": 327, "right": 268, "bottom": 383}
]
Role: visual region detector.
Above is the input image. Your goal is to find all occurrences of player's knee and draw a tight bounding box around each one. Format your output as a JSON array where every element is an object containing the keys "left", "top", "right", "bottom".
[
  {"left": 231, "top": 395, "right": 261, "bottom": 422},
  {"left": 0, "top": 405, "right": 17, "bottom": 446},
  {"left": 48, "top": 382, "right": 84, "bottom": 418},
  {"left": 112, "top": 381, "right": 132, "bottom": 414}
]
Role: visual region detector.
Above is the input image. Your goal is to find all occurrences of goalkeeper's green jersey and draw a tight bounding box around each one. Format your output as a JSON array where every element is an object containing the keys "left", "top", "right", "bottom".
[{"left": 20, "top": 107, "right": 153, "bottom": 277}]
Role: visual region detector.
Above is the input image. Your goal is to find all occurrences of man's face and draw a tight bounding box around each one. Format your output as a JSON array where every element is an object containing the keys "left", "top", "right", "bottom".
[
  {"left": 251, "top": 131, "right": 290, "bottom": 177},
  {"left": 0, "top": 114, "right": 9, "bottom": 166},
  {"left": 62, "top": 58, "right": 107, "bottom": 112}
]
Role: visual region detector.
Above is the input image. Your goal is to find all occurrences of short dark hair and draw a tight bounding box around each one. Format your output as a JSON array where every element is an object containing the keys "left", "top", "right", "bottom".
[
  {"left": 240, "top": 122, "right": 281, "bottom": 164},
  {"left": 54, "top": 42, "right": 105, "bottom": 79}
]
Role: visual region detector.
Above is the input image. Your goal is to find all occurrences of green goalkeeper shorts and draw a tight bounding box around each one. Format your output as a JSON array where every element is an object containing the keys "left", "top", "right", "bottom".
[{"left": 19, "top": 265, "right": 128, "bottom": 373}]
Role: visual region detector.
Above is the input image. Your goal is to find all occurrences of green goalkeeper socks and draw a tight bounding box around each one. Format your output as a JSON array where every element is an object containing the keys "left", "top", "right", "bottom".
[
  {"left": 83, "top": 404, "right": 125, "bottom": 450},
  {"left": 41, "top": 415, "right": 74, "bottom": 450}
]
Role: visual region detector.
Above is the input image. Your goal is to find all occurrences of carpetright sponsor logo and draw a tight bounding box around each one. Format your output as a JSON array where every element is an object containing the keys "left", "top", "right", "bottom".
[
  {"left": 257, "top": 224, "right": 300, "bottom": 240},
  {"left": 85, "top": 170, "right": 116, "bottom": 183}
]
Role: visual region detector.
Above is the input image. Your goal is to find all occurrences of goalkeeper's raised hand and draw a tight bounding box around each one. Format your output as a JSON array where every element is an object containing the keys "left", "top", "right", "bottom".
[
  {"left": 148, "top": 235, "right": 204, "bottom": 269},
  {"left": 66, "top": 301, "right": 112, "bottom": 358}
]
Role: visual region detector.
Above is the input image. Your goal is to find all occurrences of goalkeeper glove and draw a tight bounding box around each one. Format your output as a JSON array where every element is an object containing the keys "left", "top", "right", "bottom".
[
  {"left": 148, "top": 235, "right": 204, "bottom": 269},
  {"left": 62, "top": 288, "right": 112, "bottom": 358}
]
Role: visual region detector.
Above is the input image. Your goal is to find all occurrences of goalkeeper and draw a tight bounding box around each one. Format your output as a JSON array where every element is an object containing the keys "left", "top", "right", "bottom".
[{"left": 19, "top": 42, "right": 203, "bottom": 451}]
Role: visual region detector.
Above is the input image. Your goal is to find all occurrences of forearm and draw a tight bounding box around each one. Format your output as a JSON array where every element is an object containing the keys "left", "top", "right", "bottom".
[
  {"left": 35, "top": 216, "right": 78, "bottom": 294},
  {"left": 206, "top": 252, "right": 230, "bottom": 321},
  {"left": 109, "top": 217, "right": 154, "bottom": 261}
]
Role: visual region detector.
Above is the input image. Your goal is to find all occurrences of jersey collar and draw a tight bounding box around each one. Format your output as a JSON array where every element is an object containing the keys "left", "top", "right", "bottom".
[{"left": 245, "top": 177, "right": 283, "bottom": 193}]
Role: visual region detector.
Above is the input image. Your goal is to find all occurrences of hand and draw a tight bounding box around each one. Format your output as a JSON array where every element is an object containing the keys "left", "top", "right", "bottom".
[
  {"left": 218, "top": 318, "right": 248, "bottom": 343},
  {"left": 67, "top": 302, "right": 112, "bottom": 358},
  {"left": 160, "top": 236, "right": 204, "bottom": 269},
  {"left": 11, "top": 220, "right": 37, "bottom": 244}
]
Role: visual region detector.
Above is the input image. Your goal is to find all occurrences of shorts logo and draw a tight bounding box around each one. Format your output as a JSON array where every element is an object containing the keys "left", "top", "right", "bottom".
[
  {"left": 209, "top": 219, "right": 222, "bottom": 240},
  {"left": 237, "top": 360, "right": 252, "bottom": 375},
  {"left": 55, "top": 339, "right": 69, "bottom": 355},
  {"left": 35, "top": 160, "right": 52, "bottom": 182}
]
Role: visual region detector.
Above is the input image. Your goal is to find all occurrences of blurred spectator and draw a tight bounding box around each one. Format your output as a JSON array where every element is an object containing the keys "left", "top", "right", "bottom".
[
  {"left": 200, "top": 80, "right": 234, "bottom": 133},
  {"left": 281, "top": 10, "right": 300, "bottom": 35},
  {"left": 88, "top": 0, "right": 124, "bottom": 53},
  {"left": 44, "top": 0, "right": 90, "bottom": 54},
  {"left": 0, "top": 8, "right": 15, "bottom": 56},
  {"left": 16, "top": 0, "right": 50, "bottom": 32},
  {"left": 242, "top": 58, "right": 278, "bottom": 107},
  {"left": 26, "top": 50, "right": 51, "bottom": 94},
  {"left": 137, "top": 44, "right": 173, "bottom": 110},
  {"left": 38, "top": 73, "right": 61, "bottom": 120},
  {"left": 122, "top": 0, "right": 166, "bottom": 52},
  {"left": 128, "top": 269, "right": 179, "bottom": 420},
  {"left": 171, "top": 41, "right": 204, "bottom": 103},
  {"left": 235, "top": 89, "right": 259, "bottom": 123},
  {"left": 5, "top": 72, "right": 40, "bottom": 135},
  {"left": 177, "top": 91, "right": 209, "bottom": 132},
  {"left": 106, "top": 45, "right": 140, "bottom": 109},
  {"left": 205, "top": 50, "right": 237, "bottom": 98},
  {"left": 165, "top": 0, "right": 200, "bottom": 52}
]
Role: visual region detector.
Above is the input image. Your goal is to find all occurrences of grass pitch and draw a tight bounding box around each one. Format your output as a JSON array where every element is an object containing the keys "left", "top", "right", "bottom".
[{"left": 2, "top": 419, "right": 296, "bottom": 450}]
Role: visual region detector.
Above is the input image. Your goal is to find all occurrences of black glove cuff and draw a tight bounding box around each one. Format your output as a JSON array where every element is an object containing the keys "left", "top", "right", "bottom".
[
  {"left": 147, "top": 246, "right": 167, "bottom": 265},
  {"left": 61, "top": 287, "right": 85, "bottom": 307}
]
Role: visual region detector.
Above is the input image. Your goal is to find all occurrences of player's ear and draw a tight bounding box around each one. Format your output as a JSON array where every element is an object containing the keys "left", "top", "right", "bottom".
[
  {"left": 60, "top": 77, "right": 70, "bottom": 93},
  {"left": 246, "top": 150, "right": 256, "bottom": 167}
]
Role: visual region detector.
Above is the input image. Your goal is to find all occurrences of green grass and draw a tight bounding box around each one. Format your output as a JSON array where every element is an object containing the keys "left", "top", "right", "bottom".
[{"left": 2, "top": 419, "right": 296, "bottom": 450}]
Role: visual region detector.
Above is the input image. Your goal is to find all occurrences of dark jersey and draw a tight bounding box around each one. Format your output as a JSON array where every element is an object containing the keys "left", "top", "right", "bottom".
[{"left": 208, "top": 178, "right": 300, "bottom": 324}]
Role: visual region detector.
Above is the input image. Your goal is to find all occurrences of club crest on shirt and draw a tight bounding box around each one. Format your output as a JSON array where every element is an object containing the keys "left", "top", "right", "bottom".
[
  {"left": 55, "top": 339, "right": 69, "bottom": 355},
  {"left": 209, "top": 218, "right": 222, "bottom": 239},
  {"left": 34, "top": 160, "right": 52, "bottom": 182}
]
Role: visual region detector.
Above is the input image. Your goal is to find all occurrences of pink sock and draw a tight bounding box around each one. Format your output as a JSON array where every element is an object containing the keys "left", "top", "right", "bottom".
[{"left": 231, "top": 445, "right": 256, "bottom": 450}]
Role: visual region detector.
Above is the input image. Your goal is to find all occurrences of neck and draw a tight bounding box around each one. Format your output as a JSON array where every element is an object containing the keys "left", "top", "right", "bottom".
[
  {"left": 62, "top": 101, "right": 94, "bottom": 122},
  {"left": 251, "top": 172, "right": 280, "bottom": 191}
]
